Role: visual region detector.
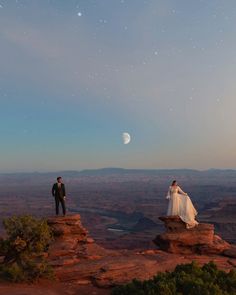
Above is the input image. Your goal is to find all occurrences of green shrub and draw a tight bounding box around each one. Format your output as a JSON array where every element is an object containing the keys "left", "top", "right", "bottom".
[
  {"left": 112, "top": 261, "right": 236, "bottom": 295},
  {"left": 0, "top": 215, "right": 53, "bottom": 282}
]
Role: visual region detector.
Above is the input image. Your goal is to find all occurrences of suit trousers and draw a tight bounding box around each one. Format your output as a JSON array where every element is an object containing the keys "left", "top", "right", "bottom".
[{"left": 55, "top": 197, "right": 66, "bottom": 215}]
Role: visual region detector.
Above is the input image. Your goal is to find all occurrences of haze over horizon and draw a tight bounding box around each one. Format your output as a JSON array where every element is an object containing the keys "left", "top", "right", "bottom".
[
  {"left": 1, "top": 0, "right": 236, "bottom": 172},
  {"left": 2, "top": 167, "right": 236, "bottom": 175}
]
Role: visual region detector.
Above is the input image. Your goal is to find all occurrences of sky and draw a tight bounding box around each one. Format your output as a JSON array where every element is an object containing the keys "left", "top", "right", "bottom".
[{"left": 1, "top": 0, "right": 236, "bottom": 172}]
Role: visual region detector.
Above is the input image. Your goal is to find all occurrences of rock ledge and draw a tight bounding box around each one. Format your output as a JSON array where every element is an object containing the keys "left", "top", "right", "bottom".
[
  {"left": 153, "top": 216, "right": 230, "bottom": 255},
  {"left": 45, "top": 214, "right": 236, "bottom": 287}
]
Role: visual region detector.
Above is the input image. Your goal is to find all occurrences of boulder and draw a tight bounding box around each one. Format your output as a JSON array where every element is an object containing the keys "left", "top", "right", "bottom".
[{"left": 153, "top": 216, "right": 230, "bottom": 255}]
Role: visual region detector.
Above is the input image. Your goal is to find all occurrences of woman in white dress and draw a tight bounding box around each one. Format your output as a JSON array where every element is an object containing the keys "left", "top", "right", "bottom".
[{"left": 166, "top": 180, "right": 198, "bottom": 229}]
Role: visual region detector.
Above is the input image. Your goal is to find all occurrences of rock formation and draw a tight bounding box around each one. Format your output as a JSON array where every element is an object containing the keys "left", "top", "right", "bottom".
[
  {"left": 46, "top": 214, "right": 236, "bottom": 288},
  {"left": 46, "top": 215, "right": 182, "bottom": 286},
  {"left": 153, "top": 216, "right": 231, "bottom": 255},
  {"left": 47, "top": 214, "right": 110, "bottom": 267}
]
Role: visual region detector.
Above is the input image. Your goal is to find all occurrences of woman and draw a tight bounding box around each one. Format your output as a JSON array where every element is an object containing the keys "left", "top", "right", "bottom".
[{"left": 166, "top": 180, "right": 198, "bottom": 228}]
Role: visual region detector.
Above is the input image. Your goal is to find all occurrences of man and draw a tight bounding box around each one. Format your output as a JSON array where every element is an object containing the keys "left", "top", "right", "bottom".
[{"left": 52, "top": 177, "right": 66, "bottom": 216}]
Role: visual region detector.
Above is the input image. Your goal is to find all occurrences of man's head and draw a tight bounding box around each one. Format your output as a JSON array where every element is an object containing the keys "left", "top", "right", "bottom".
[{"left": 57, "top": 177, "right": 62, "bottom": 183}]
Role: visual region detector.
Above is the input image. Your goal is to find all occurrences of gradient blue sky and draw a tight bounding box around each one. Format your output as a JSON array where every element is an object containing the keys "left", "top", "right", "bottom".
[{"left": 1, "top": 0, "right": 236, "bottom": 172}]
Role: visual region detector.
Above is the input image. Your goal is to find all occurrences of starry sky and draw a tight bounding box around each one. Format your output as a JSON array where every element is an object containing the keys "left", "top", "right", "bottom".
[{"left": 1, "top": 0, "right": 236, "bottom": 172}]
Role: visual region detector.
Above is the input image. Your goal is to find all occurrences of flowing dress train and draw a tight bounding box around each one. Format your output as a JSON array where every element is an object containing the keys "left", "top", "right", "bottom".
[{"left": 166, "top": 185, "right": 198, "bottom": 228}]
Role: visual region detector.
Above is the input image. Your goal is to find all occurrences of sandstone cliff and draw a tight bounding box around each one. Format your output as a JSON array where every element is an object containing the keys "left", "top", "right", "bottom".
[{"left": 46, "top": 214, "right": 236, "bottom": 288}]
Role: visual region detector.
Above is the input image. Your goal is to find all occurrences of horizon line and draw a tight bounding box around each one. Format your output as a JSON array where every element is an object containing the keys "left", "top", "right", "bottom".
[{"left": 1, "top": 167, "right": 236, "bottom": 174}]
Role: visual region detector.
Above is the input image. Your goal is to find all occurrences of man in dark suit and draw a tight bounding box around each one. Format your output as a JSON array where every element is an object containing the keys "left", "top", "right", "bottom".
[{"left": 52, "top": 177, "right": 66, "bottom": 216}]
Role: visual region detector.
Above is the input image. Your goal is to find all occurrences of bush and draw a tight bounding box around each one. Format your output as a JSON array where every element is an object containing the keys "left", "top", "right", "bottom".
[
  {"left": 0, "top": 215, "right": 53, "bottom": 282},
  {"left": 112, "top": 261, "right": 236, "bottom": 295}
]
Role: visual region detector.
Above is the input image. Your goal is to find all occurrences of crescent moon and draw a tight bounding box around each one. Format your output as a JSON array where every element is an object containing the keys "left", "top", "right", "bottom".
[{"left": 122, "top": 132, "right": 131, "bottom": 144}]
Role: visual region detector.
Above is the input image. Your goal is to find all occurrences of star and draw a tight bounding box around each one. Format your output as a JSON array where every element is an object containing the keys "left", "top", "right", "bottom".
[{"left": 77, "top": 12, "right": 82, "bottom": 17}]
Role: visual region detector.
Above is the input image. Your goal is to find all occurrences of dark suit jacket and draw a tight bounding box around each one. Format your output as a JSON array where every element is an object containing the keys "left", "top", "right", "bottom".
[{"left": 52, "top": 183, "right": 66, "bottom": 199}]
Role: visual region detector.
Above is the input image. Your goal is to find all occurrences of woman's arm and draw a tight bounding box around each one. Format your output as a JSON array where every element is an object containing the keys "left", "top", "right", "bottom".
[
  {"left": 166, "top": 187, "right": 171, "bottom": 199},
  {"left": 178, "top": 186, "right": 187, "bottom": 195}
]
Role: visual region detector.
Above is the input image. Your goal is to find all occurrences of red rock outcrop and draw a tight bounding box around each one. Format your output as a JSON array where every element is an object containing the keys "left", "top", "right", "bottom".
[
  {"left": 153, "top": 216, "right": 231, "bottom": 255},
  {"left": 46, "top": 214, "right": 236, "bottom": 288},
  {"left": 47, "top": 215, "right": 160, "bottom": 286},
  {"left": 47, "top": 214, "right": 112, "bottom": 267}
]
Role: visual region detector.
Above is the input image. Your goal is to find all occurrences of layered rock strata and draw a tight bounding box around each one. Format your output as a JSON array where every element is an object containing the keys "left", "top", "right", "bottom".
[{"left": 153, "top": 216, "right": 231, "bottom": 255}]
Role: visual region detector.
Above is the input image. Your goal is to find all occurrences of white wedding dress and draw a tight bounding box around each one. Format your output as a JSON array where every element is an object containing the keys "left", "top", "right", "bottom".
[{"left": 166, "top": 185, "right": 199, "bottom": 228}]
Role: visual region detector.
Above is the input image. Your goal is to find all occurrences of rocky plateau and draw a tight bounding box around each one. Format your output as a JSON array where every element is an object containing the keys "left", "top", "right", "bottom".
[{"left": 45, "top": 214, "right": 236, "bottom": 289}]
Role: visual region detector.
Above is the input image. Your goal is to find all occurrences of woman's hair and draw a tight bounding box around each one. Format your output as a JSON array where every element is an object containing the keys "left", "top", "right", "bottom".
[{"left": 171, "top": 180, "right": 177, "bottom": 186}]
